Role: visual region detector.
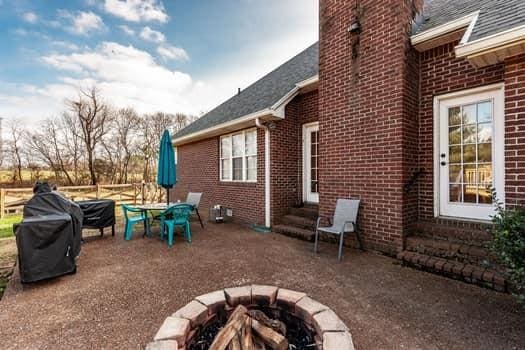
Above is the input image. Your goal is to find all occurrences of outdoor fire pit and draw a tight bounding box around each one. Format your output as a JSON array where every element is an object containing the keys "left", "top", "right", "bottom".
[{"left": 146, "top": 285, "right": 353, "bottom": 350}]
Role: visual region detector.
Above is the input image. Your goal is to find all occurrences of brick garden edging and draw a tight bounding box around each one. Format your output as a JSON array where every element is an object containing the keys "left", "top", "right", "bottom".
[{"left": 146, "top": 285, "right": 354, "bottom": 350}]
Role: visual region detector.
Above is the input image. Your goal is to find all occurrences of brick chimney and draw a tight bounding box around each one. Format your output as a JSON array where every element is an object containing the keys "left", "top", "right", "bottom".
[{"left": 318, "top": 0, "right": 423, "bottom": 254}]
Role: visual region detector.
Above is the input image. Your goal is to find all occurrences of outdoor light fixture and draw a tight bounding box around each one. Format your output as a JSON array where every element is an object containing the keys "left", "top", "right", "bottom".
[{"left": 348, "top": 20, "right": 361, "bottom": 34}]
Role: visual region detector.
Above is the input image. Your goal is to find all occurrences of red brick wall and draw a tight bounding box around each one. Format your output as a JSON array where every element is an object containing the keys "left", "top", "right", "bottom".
[
  {"left": 319, "top": 0, "right": 421, "bottom": 254},
  {"left": 270, "top": 90, "right": 319, "bottom": 222},
  {"left": 418, "top": 42, "right": 505, "bottom": 219},
  {"left": 504, "top": 53, "right": 525, "bottom": 207},
  {"left": 172, "top": 129, "right": 265, "bottom": 225}
]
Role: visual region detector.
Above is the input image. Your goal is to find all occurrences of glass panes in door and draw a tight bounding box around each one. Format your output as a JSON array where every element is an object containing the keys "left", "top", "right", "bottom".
[
  {"left": 448, "top": 101, "right": 493, "bottom": 205},
  {"left": 310, "top": 131, "right": 319, "bottom": 193}
]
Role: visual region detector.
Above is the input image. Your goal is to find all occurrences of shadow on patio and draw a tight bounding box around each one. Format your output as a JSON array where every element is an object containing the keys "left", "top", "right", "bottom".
[{"left": 0, "top": 220, "right": 524, "bottom": 349}]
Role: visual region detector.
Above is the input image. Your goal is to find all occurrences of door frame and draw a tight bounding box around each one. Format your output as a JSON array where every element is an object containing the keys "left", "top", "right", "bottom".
[
  {"left": 302, "top": 122, "right": 319, "bottom": 204},
  {"left": 433, "top": 83, "right": 505, "bottom": 220}
]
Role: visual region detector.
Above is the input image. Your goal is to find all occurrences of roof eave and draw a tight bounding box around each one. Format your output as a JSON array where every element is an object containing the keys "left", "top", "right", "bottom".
[
  {"left": 455, "top": 25, "right": 525, "bottom": 67},
  {"left": 172, "top": 75, "right": 319, "bottom": 146},
  {"left": 411, "top": 12, "right": 479, "bottom": 52}
]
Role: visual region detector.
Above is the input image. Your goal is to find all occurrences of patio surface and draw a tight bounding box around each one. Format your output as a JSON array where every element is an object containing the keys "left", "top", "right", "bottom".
[{"left": 0, "top": 221, "right": 524, "bottom": 350}]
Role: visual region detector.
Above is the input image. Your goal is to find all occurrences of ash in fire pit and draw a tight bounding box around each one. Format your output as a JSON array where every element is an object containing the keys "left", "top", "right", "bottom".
[{"left": 148, "top": 285, "right": 354, "bottom": 350}]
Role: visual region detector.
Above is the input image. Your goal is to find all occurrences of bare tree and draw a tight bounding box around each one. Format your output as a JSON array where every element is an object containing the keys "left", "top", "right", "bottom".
[
  {"left": 67, "top": 86, "right": 110, "bottom": 185},
  {"left": 6, "top": 119, "right": 25, "bottom": 183}
]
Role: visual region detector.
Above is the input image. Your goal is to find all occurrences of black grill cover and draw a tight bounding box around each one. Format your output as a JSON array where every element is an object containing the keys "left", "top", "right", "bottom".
[
  {"left": 23, "top": 190, "right": 83, "bottom": 257},
  {"left": 16, "top": 214, "right": 76, "bottom": 283},
  {"left": 76, "top": 199, "right": 115, "bottom": 229}
]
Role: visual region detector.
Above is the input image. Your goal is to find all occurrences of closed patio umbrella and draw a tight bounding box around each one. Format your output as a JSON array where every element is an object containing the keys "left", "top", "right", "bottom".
[{"left": 157, "top": 129, "right": 177, "bottom": 204}]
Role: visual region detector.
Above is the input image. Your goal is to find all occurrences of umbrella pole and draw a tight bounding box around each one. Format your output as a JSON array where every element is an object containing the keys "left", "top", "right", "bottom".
[{"left": 167, "top": 189, "right": 169, "bottom": 205}]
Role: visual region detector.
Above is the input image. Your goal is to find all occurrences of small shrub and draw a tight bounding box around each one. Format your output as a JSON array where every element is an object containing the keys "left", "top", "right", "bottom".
[{"left": 490, "top": 192, "right": 525, "bottom": 305}]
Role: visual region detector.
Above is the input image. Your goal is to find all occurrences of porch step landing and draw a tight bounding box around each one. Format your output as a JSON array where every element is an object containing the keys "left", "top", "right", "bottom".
[
  {"left": 273, "top": 204, "right": 318, "bottom": 242},
  {"left": 398, "top": 220, "right": 507, "bottom": 292}
]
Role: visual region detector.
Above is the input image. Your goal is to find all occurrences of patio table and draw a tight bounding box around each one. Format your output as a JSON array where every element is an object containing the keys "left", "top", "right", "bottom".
[{"left": 133, "top": 202, "right": 196, "bottom": 237}]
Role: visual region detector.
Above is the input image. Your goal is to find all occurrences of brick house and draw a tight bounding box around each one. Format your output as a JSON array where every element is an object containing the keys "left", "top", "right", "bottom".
[{"left": 173, "top": 0, "right": 525, "bottom": 289}]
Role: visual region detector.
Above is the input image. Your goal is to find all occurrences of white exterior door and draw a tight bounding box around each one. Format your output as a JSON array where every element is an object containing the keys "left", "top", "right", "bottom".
[
  {"left": 436, "top": 85, "right": 504, "bottom": 220},
  {"left": 303, "top": 122, "right": 319, "bottom": 203}
]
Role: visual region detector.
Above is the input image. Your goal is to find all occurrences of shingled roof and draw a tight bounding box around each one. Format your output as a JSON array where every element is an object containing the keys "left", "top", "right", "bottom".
[
  {"left": 175, "top": 42, "right": 318, "bottom": 140},
  {"left": 414, "top": 0, "right": 525, "bottom": 42}
]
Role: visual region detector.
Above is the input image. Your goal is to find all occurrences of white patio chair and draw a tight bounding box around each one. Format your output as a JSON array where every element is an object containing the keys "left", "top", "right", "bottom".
[
  {"left": 186, "top": 192, "right": 204, "bottom": 228},
  {"left": 314, "top": 199, "right": 363, "bottom": 261}
]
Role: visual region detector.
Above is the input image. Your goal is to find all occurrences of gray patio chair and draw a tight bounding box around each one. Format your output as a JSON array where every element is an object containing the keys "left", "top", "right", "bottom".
[
  {"left": 186, "top": 192, "right": 204, "bottom": 228},
  {"left": 314, "top": 199, "right": 363, "bottom": 261}
]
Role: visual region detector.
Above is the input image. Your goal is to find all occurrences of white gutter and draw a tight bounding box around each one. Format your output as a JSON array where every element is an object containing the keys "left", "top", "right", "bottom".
[
  {"left": 173, "top": 75, "right": 319, "bottom": 146},
  {"left": 255, "top": 117, "right": 271, "bottom": 228},
  {"left": 410, "top": 12, "right": 479, "bottom": 47},
  {"left": 455, "top": 24, "right": 525, "bottom": 58}
]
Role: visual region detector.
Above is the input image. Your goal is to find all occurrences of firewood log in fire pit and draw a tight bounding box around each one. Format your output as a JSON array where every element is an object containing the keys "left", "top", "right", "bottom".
[{"left": 209, "top": 305, "right": 289, "bottom": 350}]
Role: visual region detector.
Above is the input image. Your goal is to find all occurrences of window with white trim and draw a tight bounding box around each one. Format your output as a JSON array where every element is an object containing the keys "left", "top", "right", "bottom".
[{"left": 220, "top": 129, "right": 257, "bottom": 182}]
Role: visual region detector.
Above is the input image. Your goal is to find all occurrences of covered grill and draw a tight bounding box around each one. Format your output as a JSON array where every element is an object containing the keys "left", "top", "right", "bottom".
[
  {"left": 77, "top": 199, "right": 115, "bottom": 237},
  {"left": 15, "top": 183, "right": 83, "bottom": 283}
]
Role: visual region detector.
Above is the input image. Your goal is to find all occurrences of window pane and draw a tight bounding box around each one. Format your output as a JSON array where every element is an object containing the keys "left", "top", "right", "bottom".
[
  {"left": 245, "top": 131, "right": 256, "bottom": 155},
  {"left": 449, "top": 126, "right": 461, "bottom": 145},
  {"left": 463, "top": 184, "right": 477, "bottom": 203},
  {"left": 478, "top": 143, "right": 492, "bottom": 163},
  {"left": 221, "top": 137, "right": 231, "bottom": 158},
  {"left": 478, "top": 101, "right": 492, "bottom": 123},
  {"left": 221, "top": 159, "right": 231, "bottom": 180},
  {"left": 462, "top": 124, "right": 476, "bottom": 144},
  {"left": 232, "top": 134, "right": 244, "bottom": 157},
  {"left": 462, "top": 104, "right": 476, "bottom": 124},
  {"left": 449, "top": 146, "right": 462, "bottom": 163},
  {"left": 246, "top": 156, "right": 257, "bottom": 181},
  {"left": 463, "top": 164, "right": 477, "bottom": 185},
  {"left": 449, "top": 184, "right": 462, "bottom": 202},
  {"left": 477, "top": 163, "right": 492, "bottom": 185},
  {"left": 463, "top": 144, "right": 476, "bottom": 163},
  {"left": 478, "top": 185, "right": 492, "bottom": 204},
  {"left": 232, "top": 158, "right": 243, "bottom": 180},
  {"left": 478, "top": 123, "right": 492, "bottom": 143},
  {"left": 449, "top": 165, "right": 462, "bottom": 183},
  {"left": 448, "top": 106, "right": 461, "bottom": 126}
]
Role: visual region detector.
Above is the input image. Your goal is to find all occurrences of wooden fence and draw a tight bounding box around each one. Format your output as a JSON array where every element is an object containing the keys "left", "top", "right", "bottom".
[{"left": 0, "top": 183, "right": 165, "bottom": 218}]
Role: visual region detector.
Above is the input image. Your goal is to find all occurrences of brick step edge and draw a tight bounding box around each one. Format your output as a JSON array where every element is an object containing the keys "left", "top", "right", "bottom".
[
  {"left": 288, "top": 207, "right": 319, "bottom": 220},
  {"left": 273, "top": 225, "right": 361, "bottom": 248},
  {"left": 273, "top": 225, "right": 316, "bottom": 242},
  {"left": 405, "top": 237, "right": 498, "bottom": 266},
  {"left": 280, "top": 215, "right": 317, "bottom": 230},
  {"left": 396, "top": 251, "right": 507, "bottom": 292}
]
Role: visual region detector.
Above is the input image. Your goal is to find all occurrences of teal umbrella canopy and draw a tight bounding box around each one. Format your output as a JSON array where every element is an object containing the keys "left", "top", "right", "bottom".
[{"left": 157, "top": 130, "right": 177, "bottom": 202}]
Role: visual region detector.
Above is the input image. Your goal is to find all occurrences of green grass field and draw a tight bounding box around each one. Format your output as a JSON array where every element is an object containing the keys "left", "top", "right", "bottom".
[{"left": 0, "top": 216, "right": 21, "bottom": 239}]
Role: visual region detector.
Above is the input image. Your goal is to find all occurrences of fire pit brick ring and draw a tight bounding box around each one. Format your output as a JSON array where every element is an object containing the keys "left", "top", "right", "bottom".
[{"left": 146, "top": 285, "right": 354, "bottom": 350}]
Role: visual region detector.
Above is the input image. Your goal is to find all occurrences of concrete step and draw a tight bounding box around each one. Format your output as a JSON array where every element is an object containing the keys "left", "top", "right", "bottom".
[
  {"left": 397, "top": 251, "right": 506, "bottom": 292},
  {"left": 405, "top": 236, "right": 496, "bottom": 266},
  {"left": 410, "top": 220, "right": 492, "bottom": 246},
  {"left": 273, "top": 225, "right": 315, "bottom": 242},
  {"left": 280, "top": 215, "right": 317, "bottom": 231},
  {"left": 288, "top": 207, "right": 318, "bottom": 221}
]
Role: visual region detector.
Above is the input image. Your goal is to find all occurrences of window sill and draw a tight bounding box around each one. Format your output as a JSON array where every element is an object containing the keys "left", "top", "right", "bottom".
[{"left": 219, "top": 181, "right": 258, "bottom": 187}]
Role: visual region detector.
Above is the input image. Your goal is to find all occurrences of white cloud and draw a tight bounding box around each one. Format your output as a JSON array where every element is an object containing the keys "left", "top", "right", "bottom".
[
  {"left": 119, "top": 24, "right": 135, "bottom": 35},
  {"left": 157, "top": 44, "right": 189, "bottom": 61},
  {"left": 50, "top": 40, "right": 80, "bottom": 51},
  {"left": 139, "top": 26, "right": 165, "bottom": 43},
  {"left": 22, "top": 12, "right": 38, "bottom": 23},
  {"left": 59, "top": 10, "right": 105, "bottom": 35},
  {"left": 34, "top": 42, "right": 199, "bottom": 116},
  {"left": 104, "top": 0, "right": 168, "bottom": 23}
]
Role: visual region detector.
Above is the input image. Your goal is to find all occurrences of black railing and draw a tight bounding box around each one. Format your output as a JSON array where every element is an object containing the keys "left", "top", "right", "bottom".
[{"left": 404, "top": 168, "right": 425, "bottom": 194}]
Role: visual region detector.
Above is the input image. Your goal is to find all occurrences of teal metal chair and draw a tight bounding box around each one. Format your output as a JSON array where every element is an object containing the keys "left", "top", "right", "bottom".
[
  {"left": 159, "top": 204, "right": 193, "bottom": 246},
  {"left": 121, "top": 204, "right": 150, "bottom": 240}
]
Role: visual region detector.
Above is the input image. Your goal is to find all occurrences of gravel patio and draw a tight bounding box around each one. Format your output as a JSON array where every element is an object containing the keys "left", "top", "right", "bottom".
[{"left": 0, "top": 221, "right": 524, "bottom": 350}]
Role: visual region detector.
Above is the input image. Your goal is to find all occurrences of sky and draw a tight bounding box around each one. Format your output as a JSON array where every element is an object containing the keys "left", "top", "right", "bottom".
[{"left": 0, "top": 0, "right": 319, "bottom": 125}]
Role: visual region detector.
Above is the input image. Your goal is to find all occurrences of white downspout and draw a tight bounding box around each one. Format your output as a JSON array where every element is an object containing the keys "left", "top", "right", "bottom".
[{"left": 256, "top": 118, "right": 271, "bottom": 228}]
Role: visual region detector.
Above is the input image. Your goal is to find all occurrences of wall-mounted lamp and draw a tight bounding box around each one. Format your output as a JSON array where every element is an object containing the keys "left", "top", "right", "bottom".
[{"left": 348, "top": 20, "right": 361, "bottom": 34}]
